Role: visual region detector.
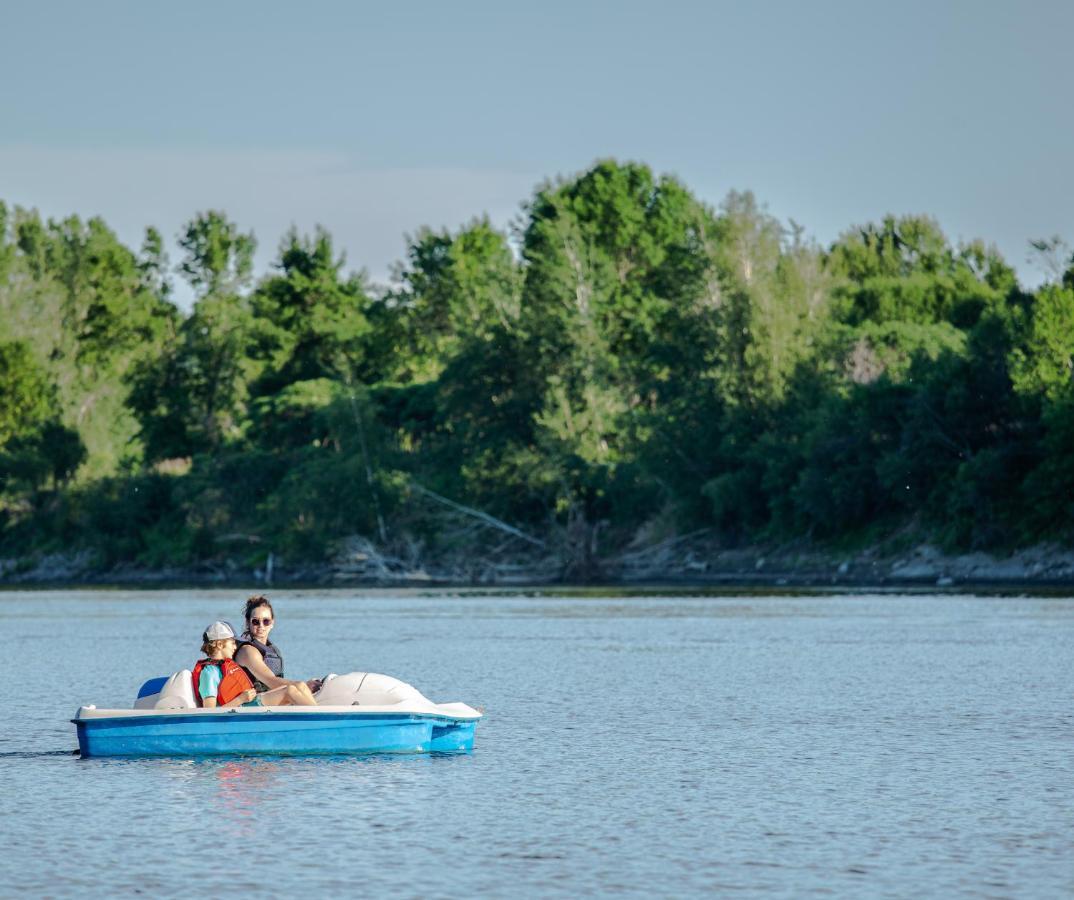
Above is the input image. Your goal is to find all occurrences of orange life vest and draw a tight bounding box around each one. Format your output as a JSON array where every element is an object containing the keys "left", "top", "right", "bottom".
[{"left": 192, "top": 657, "right": 254, "bottom": 707}]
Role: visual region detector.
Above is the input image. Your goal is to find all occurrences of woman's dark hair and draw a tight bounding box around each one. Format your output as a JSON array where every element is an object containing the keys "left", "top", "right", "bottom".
[{"left": 242, "top": 594, "right": 275, "bottom": 638}]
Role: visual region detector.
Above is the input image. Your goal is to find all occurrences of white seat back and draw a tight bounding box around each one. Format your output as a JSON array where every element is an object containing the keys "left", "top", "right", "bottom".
[
  {"left": 314, "top": 672, "right": 427, "bottom": 706},
  {"left": 155, "top": 670, "right": 197, "bottom": 709},
  {"left": 134, "top": 670, "right": 197, "bottom": 710}
]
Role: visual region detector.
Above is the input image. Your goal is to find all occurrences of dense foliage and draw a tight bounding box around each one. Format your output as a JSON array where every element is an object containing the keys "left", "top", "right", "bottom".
[{"left": 1, "top": 161, "right": 1071, "bottom": 574}]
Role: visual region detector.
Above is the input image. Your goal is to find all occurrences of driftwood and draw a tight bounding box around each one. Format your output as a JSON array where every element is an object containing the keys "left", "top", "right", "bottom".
[
  {"left": 332, "top": 535, "right": 423, "bottom": 581},
  {"left": 409, "top": 482, "right": 547, "bottom": 549},
  {"left": 609, "top": 527, "right": 714, "bottom": 579},
  {"left": 214, "top": 533, "right": 263, "bottom": 544},
  {"left": 615, "top": 528, "right": 712, "bottom": 563}
]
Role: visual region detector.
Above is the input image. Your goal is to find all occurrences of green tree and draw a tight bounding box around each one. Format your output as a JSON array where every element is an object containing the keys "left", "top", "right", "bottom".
[
  {"left": 521, "top": 160, "right": 721, "bottom": 461},
  {"left": 251, "top": 227, "right": 374, "bottom": 394},
  {"left": 0, "top": 341, "right": 52, "bottom": 446},
  {"left": 0, "top": 208, "right": 177, "bottom": 477},
  {"left": 0, "top": 341, "right": 85, "bottom": 496},
  {"left": 128, "top": 212, "right": 259, "bottom": 460},
  {"left": 1009, "top": 282, "right": 1074, "bottom": 401},
  {"left": 826, "top": 215, "right": 1010, "bottom": 331},
  {"left": 178, "top": 210, "right": 255, "bottom": 296},
  {"left": 381, "top": 218, "right": 521, "bottom": 383}
]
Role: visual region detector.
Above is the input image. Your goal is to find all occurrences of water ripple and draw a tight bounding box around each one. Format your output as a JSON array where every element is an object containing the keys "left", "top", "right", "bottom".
[{"left": 0, "top": 589, "right": 1071, "bottom": 897}]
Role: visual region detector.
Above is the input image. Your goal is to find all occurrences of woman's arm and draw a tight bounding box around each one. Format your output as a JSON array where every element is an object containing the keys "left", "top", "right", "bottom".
[{"left": 234, "top": 644, "right": 293, "bottom": 690}]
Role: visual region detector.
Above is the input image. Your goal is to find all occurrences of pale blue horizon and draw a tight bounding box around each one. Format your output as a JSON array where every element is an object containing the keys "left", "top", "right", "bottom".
[{"left": 2, "top": 0, "right": 1072, "bottom": 306}]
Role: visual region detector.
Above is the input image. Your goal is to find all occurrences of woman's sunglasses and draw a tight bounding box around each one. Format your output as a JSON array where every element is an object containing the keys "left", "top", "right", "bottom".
[{"left": 250, "top": 617, "right": 273, "bottom": 626}]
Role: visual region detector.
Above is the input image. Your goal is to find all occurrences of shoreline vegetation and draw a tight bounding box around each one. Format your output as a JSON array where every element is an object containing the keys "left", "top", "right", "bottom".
[
  {"left": 4, "top": 538, "right": 1074, "bottom": 590},
  {"left": 2, "top": 160, "right": 1074, "bottom": 586}
]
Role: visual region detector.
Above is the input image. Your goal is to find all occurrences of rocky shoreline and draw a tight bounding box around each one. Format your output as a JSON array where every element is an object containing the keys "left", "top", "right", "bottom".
[{"left": 3, "top": 534, "right": 1074, "bottom": 590}]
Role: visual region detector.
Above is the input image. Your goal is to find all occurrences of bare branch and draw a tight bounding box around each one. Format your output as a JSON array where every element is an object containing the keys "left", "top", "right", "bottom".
[{"left": 409, "top": 482, "right": 546, "bottom": 548}]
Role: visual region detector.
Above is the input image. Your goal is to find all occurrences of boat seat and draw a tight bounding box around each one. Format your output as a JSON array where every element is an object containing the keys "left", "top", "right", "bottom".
[
  {"left": 133, "top": 670, "right": 197, "bottom": 710},
  {"left": 314, "top": 672, "right": 427, "bottom": 706},
  {"left": 158, "top": 670, "right": 197, "bottom": 709}
]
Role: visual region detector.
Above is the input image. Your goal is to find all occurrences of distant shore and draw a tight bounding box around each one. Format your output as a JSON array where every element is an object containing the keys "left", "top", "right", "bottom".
[{"left": 4, "top": 537, "right": 1073, "bottom": 591}]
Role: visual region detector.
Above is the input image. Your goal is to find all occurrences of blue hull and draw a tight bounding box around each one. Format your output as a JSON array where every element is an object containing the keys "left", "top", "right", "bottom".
[{"left": 74, "top": 711, "right": 477, "bottom": 758}]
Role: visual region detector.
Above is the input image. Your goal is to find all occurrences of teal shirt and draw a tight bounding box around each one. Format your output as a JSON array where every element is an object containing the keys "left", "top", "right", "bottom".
[{"left": 198, "top": 664, "right": 222, "bottom": 702}]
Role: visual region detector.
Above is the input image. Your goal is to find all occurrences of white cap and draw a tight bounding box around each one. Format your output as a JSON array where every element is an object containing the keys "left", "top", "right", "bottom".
[{"left": 204, "top": 621, "right": 236, "bottom": 642}]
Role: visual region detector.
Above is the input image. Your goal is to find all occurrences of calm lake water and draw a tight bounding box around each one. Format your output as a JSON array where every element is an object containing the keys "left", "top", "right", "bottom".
[{"left": 0, "top": 588, "right": 1071, "bottom": 897}]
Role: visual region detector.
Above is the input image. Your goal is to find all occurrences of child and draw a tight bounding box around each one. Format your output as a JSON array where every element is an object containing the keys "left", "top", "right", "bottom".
[{"left": 193, "top": 621, "right": 259, "bottom": 708}]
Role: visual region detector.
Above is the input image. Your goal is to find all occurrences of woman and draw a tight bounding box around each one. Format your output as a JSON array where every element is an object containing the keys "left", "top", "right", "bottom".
[{"left": 234, "top": 595, "right": 319, "bottom": 704}]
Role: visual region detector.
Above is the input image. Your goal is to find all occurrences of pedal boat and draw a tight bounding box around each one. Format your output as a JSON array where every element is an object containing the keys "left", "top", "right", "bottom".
[{"left": 72, "top": 672, "right": 481, "bottom": 758}]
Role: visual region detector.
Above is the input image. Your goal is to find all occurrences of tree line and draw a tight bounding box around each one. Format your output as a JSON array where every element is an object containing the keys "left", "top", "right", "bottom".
[{"left": 1, "top": 160, "right": 1072, "bottom": 575}]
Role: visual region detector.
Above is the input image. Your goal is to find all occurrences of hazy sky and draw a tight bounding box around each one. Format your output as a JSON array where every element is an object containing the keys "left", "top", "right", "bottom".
[{"left": 2, "top": 0, "right": 1071, "bottom": 305}]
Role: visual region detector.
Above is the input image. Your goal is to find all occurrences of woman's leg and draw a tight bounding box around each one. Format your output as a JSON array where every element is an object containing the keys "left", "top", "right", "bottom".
[
  {"left": 257, "top": 686, "right": 291, "bottom": 706},
  {"left": 293, "top": 682, "right": 317, "bottom": 704},
  {"left": 284, "top": 683, "right": 317, "bottom": 706},
  {"left": 259, "top": 684, "right": 317, "bottom": 707}
]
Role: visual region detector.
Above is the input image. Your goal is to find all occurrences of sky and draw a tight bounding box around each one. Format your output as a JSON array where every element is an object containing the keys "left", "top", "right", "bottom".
[{"left": 1, "top": 0, "right": 1072, "bottom": 307}]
